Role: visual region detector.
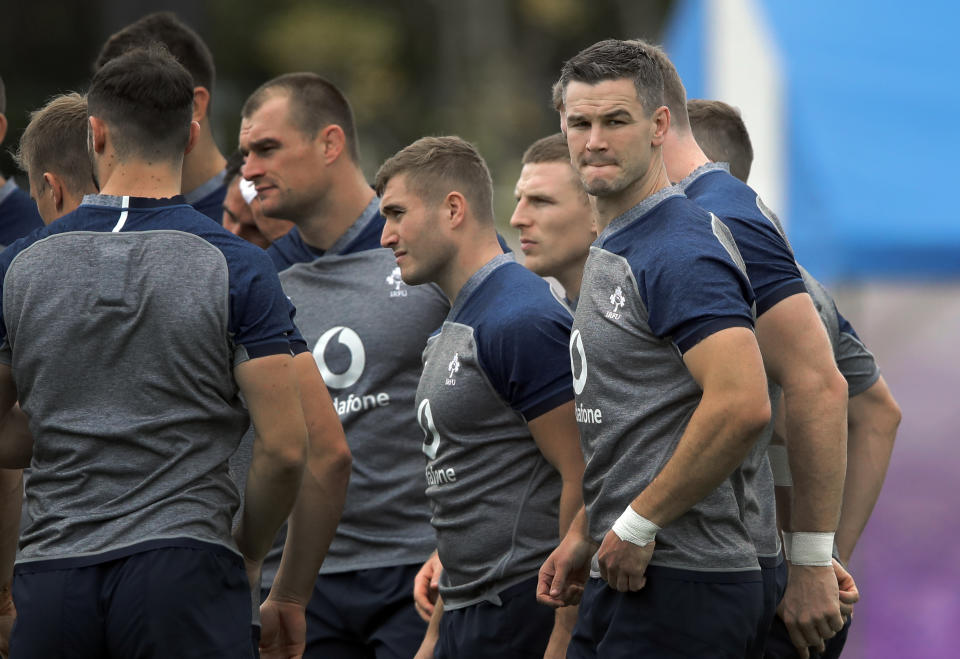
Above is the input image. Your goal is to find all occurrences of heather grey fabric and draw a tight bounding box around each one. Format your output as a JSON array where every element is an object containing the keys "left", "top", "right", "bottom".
[
  {"left": 573, "top": 191, "right": 760, "bottom": 575},
  {"left": 5, "top": 230, "right": 250, "bottom": 563}
]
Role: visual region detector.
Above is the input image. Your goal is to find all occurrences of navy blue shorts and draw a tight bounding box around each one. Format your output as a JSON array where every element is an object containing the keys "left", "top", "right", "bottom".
[
  {"left": 435, "top": 575, "right": 554, "bottom": 659},
  {"left": 267, "top": 564, "right": 426, "bottom": 659},
  {"left": 763, "top": 560, "right": 851, "bottom": 659},
  {"left": 568, "top": 567, "right": 764, "bottom": 658},
  {"left": 10, "top": 543, "right": 251, "bottom": 658}
]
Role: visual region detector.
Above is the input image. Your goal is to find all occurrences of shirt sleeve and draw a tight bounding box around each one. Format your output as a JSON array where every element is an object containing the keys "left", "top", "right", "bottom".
[
  {"left": 641, "top": 225, "right": 756, "bottom": 354},
  {"left": 229, "top": 249, "right": 297, "bottom": 362},
  {"left": 835, "top": 310, "right": 881, "bottom": 397},
  {"left": 476, "top": 299, "right": 574, "bottom": 421},
  {"left": 722, "top": 213, "right": 806, "bottom": 317}
]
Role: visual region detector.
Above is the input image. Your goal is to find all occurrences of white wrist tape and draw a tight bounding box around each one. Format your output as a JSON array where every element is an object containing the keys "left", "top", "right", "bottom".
[
  {"left": 781, "top": 531, "right": 793, "bottom": 561},
  {"left": 612, "top": 506, "right": 660, "bottom": 547},
  {"left": 789, "top": 532, "right": 834, "bottom": 567}
]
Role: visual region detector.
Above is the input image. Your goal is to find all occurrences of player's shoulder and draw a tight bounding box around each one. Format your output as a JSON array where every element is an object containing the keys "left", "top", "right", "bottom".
[{"left": 468, "top": 261, "right": 571, "bottom": 335}]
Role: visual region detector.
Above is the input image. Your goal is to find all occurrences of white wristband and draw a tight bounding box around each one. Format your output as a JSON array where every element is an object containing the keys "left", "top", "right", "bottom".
[
  {"left": 611, "top": 506, "right": 660, "bottom": 547},
  {"left": 789, "top": 532, "right": 834, "bottom": 567},
  {"left": 781, "top": 531, "right": 793, "bottom": 561}
]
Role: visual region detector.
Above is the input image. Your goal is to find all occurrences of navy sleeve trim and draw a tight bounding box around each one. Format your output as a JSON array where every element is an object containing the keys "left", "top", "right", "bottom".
[
  {"left": 756, "top": 280, "right": 808, "bottom": 317},
  {"left": 523, "top": 390, "right": 575, "bottom": 423},
  {"left": 675, "top": 316, "right": 754, "bottom": 354},
  {"left": 290, "top": 339, "right": 310, "bottom": 355},
  {"left": 244, "top": 340, "right": 294, "bottom": 359}
]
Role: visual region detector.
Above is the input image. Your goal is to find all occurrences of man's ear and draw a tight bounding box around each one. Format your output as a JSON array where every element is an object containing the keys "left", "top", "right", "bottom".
[
  {"left": 651, "top": 105, "right": 670, "bottom": 146},
  {"left": 318, "top": 124, "right": 346, "bottom": 165},
  {"left": 444, "top": 191, "right": 467, "bottom": 229},
  {"left": 89, "top": 116, "right": 107, "bottom": 154},
  {"left": 192, "top": 87, "right": 210, "bottom": 123},
  {"left": 0, "top": 113, "right": 7, "bottom": 146},
  {"left": 42, "top": 172, "right": 64, "bottom": 212},
  {"left": 185, "top": 121, "right": 201, "bottom": 156}
]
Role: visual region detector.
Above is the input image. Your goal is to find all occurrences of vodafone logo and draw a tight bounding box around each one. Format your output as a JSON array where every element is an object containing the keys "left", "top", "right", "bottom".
[
  {"left": 570, "top": 329, "right": 588, "bottom": 395},
  {"left": 418, "top": 398, "right": 441, "bottom": 460},
  {"left": 314, "top": 327, "right": 366, "bottom": 389}
]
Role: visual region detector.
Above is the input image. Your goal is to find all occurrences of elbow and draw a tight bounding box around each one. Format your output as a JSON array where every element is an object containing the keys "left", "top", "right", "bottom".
[
  {"left": 724, "top": 390, "right": 771, "bottom": 452},
  {"left": 264, "top": 426, "right": 309, "bottom": 477}
]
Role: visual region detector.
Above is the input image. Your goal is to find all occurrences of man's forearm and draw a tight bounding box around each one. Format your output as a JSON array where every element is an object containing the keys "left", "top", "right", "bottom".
[
  {"left": 558, "top": 478, "right": 583, "bottom": 538},
  {"left": 782, "top": 375, "right": 848, "bottom": 532},
  {"left": 269, "top": 449, "right": 351, "bottom": 604},
  {"left": 267, "top": 352, "right": 350, "bottom": 603},
  {"left": 239, "top": 446, "right": 306, "bottom": 561},
  {"left": 835, "top": 378, "right": 899, "bottom": 562},
  {"left": 632, "top": 390, "right": 768, "bottom": 526}
]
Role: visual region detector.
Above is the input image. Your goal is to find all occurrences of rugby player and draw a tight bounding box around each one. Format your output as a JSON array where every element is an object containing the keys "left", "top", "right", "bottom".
[
  {"left": 540, "top": 38, "right": 772, "bottom": 657},
  {"left": 377, "top": 135, "right": 584, "bottom": 658}
]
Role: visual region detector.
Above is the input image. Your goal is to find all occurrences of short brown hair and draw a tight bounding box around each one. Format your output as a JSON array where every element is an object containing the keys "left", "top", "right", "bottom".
[
  {"left": 521, "top": 133, "right": 571, "bottom": 166},
  {"left": 242, "top": 73, "right": 360, "bottom": 163},
  {"left": 375, "top": 136, "right": 494, "bottom": 223},
  {"left": 16, "top": 93, "right": 95, "bottom": 196},
  {"left": 631, "top": 40, "right": 689, "bottom": 131},
  {"left": 687, "top": 99, "right": 754, "bottom": 183},
  {"left": 552, "top": 39, "right": 663, "bottom": 116}
]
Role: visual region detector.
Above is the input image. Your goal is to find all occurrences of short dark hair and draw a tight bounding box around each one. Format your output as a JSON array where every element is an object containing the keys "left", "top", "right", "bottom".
[
  {"left": 522, "top": 133, "right": 571, "bottom": 166},
  {"left": 16, "top": 93, "right": 95, "bottom": 196},
  {"left": 687, "top": 99, "right": 754, "bottom": 183},
  {"left": 87, "top": 45, "right": 195, "bottom": 163},
  {"left": 95, "top": 11, "right": 215, "bottom": 93},
  {"left": 633, "top": 40, "right": 689, "bottom": 131},
  {"left": 552, "top": 39, "right": 664, "bottom": 116},
  {"left": 375, "top": 136, "right": 494, "bottom": 223},
  {"left": 242, "top": 73, "right": 360, "bottom": 163},
  {"left": 224, "top": 148, "right": 244, "bottom": 185},
  {"left": 0, "top": 74, "right": 6, "bottom": 115}
]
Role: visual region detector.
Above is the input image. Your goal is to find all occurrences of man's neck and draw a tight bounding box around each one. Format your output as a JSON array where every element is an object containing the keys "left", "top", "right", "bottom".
[
  {"left": 437, "top": 231, "right": 504, "bottom": 304},
  {"left": 555, "top": 260, "right": 586, "bottom": 303},
  {"left": 98, "top": 161, "right": 183, "bottom": 199},
  {"left": 665, "top": 130, "right": 710, "bottom": 184},
  {"left": 594, "top": 155, "right": 672, "bottom": 233},
  {"left": 296, "top": 167, "right": 375, "bottom": 252},
  {"left": 181, "top": 128, "right": 226, "bottom": 195}
]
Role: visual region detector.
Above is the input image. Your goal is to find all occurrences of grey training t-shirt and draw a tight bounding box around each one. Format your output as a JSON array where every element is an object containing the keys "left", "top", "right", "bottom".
[
  {"left": 416, "top": 254, "right": 574, "bottom": 609},
  {"left": 573, "top": 187, "right": 761, "bottom": 576}
]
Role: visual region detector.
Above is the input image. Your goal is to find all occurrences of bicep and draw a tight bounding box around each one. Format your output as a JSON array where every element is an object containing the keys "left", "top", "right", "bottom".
[
  {"left": 755, "top": 292, "right": 836, "bottom": 385},
  {"left": 234, "top": 354, "right": 304, "bottom": 440},
  {"left": 682, "top": 326, "right": 767, "bottom": 397},
  {"left": 528, "top": 400, "right": 584, "bottom": 480}
]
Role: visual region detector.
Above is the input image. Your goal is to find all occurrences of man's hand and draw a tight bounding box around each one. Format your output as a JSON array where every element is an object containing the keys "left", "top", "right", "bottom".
[
  {"left": 413, "top": 551, "right": 443, "bottom": 622},
  {"left": 259, "top": 598, "right": 307, "bottom": 659},
  {"left": 833, "top": 559, "right": 859, "bottom": 620},
  {"left": 778, "top": 564, "right": 845, "bottom": 658},
  {"left": 597, "top": 530, "right": 654, "bottom": 592},
  {"left": 537, "top": 529, "right": 596, "bottom": 608}
]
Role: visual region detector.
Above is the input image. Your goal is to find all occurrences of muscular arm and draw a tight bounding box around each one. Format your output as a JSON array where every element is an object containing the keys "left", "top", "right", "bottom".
[
  {"left": 266, "top": 352, "right": 351, "bottom": 605},
  {"left": 529, "top": 400, "right": 584, "bottom": 537},
  {"left": 630, "top": 326, "right": 770, "bottom": 525},
  {"left": 758, "top": 294, "right": 849, "bottom": 656},
  {"left": 756, "top": 293, "right": 848, "bottom": 533},
  {"left": 233, "top": 354, "right": 308, "bottom": 561},
  {"left": 528, "top": 400, "right": 585, "bottom": 656},
  {"left": 835, "top": 376, "right": 899, "bottom": 564}
]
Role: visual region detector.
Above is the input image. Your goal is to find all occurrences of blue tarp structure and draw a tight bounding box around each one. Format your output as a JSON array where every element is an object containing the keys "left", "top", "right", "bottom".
[{"left": 664, "top": 0, "right": 960, "bottom": 281}]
